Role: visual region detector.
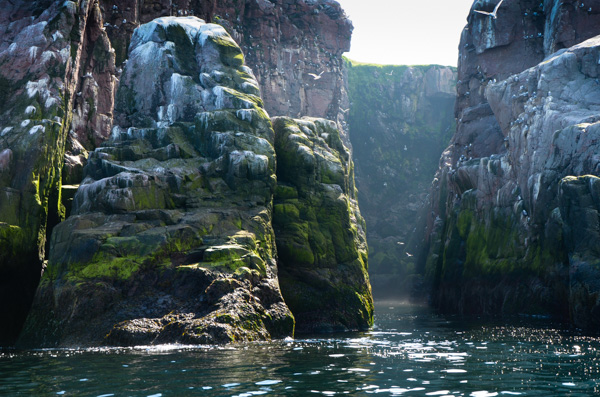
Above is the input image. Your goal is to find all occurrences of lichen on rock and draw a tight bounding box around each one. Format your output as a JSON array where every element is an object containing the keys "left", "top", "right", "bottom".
[
  {"left": 19, "top": 16, "right": 294, "bottom": 347},
  {"left": 272, "top": 116, "right": 373, "bottom": 333}
]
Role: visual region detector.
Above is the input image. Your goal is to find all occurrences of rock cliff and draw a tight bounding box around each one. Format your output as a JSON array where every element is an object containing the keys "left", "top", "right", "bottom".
[
  {"left": 0, "top": 0, "right": 118, "bottom": 346},
  {"left": 0, "top": 0, "right": 363, "bottom": 346},
  {"left": 422, "top": 0, "right": 600, "bottom": 328},
  {"left": 272, "top": 117, "right": 373, "bottom": 332},
  {"left": 8, "top": 7, "right": 372, "bottom": 346},
  {"left": 19, "top": 17, "right": 294, "bottom": 346},
  {"left": 345, "top": 61, "right": 456, "bottom": 298}
]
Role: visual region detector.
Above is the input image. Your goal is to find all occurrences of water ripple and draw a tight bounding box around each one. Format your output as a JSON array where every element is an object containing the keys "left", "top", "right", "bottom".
[{"left": 2, "top": 302, "right": 600, "bottom": 395}]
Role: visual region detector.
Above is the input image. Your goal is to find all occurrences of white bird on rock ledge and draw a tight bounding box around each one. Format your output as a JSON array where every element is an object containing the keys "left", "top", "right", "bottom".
[
  {"left": 474, "top": 0, "right": 504, "bottom": 19},
  {"left": 308, "top": 71, "right": 324, "bottom": 80}
]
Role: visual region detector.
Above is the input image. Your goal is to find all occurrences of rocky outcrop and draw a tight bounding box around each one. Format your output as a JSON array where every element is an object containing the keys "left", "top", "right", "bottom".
[
  {"left": 19, "top": 17, "right": 294, "bottom": 347},
  {"left": 96, "top": 0, "right": 352, "bottom": 141},
  {"left": 0, "top": 0, "right": 368, "bottom": 347},
  {"left": 0, "top": 0, "right": 117, "bottom": 346},
  {"left": 272, "top": 117, "right": 373, "bottom": 333},
  {"left": 345, "top": 62, "right": 456, "bottom": 298},
  {"left": 422, "top": 0, "right": 600, "bottom": 328}
]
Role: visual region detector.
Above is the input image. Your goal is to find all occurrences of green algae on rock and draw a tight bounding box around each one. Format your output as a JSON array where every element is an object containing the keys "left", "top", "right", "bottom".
[
  {"left": 272, "top": 117, "right": 373, "bottom": 333},
  {"left": 19, "top": 17, "right": 294, "bottom": 347}
]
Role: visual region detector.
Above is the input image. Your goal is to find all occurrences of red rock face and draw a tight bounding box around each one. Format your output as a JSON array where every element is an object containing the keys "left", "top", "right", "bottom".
[
  {"left": 427, "top": 0, "right": 600, "bottom": 233},
  {"left": 97, "top": 0, "right": 352, "bottom": 135},
  {"left": 69, "top": 2, "right": 118, "bottom": 157},
  {"left": 451, "top": 0, "right": 600, "bottom": 165},
  {"left": 545, "top": 0, "right": 600, "bottom": 53},
  {"left": 421, "top": 0, "right": 600, "bottom": 321},
  {"left": 454, "top": 0, "right": 545, "bottom": 163}
]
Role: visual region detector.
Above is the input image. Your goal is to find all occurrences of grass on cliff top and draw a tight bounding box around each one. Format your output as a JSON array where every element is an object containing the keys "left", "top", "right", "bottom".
[{"left": 344, "top": 57, "right": 457, "bottom": 70}]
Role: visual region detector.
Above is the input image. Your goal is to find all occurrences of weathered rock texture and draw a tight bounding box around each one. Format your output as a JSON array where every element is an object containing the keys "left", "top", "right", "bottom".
[
  {"left": 96, "top": 0, "right": 352, "bottom": 141},
  {"left": 0, "top": 0, "right": 117, "bottom": 346},
  {"left": 20, "top": 17, "right": 294, "bottom": 347},
  {"left": 0, "top": 0, "right": 368, "bottom": 347},
  {"left": 345, "top": 61, "right": 456, "bottom": 298},
  {"left": 422, "top": 0, "right": 600, "bottom": 329},
  {"left": 272, "top": 117, "right": 373, "bottom": 333}
]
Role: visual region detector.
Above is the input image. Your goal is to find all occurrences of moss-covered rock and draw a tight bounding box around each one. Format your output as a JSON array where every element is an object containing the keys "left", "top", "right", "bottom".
[
  {"left": 428, "top": 182, "right": 568, "bottom": 317},
  {"left": 19, "top": 17, "right": 294, "bottom": 347},
  {"left": 423, "top": 32, "right": 600, "bottom": 329},
  {"left": 272, "top": 117, "right": 373, "bottom": 333}
]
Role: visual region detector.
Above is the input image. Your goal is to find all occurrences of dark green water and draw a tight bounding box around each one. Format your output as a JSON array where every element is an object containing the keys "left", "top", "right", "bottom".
[{"left": 2, "top": 302, "right": 600, "bottom": 396}]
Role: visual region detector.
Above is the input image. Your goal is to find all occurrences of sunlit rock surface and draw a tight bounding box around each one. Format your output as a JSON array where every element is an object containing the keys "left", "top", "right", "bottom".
[
  {"left": 0, "top": 0, "right": 117, "bottom": 346},
  {"left": 96, "top": 0, "right": 353, "bottom": 144},
  {"left": 272, "top": 117, "right": 373, "bottom": 333},
  {"left": 422, "top": 0, "right": 600, "bottom": 329},
  {"left": 20, "top": 17, "right": 294, "bottom": 347},
  {"left": 345, "top": 62, "right": 456, "bottom": 298}
]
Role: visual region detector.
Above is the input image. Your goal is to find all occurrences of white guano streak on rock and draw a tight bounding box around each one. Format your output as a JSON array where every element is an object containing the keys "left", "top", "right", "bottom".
[
  {"left": 132, "top": 16, "right": 207, "bottom": 49},
  {"left": 198, "top": 23, "right": 229, "bottom": 47},
  {"left": 236, "top": 109, "right": 254, "bottom": 123},
  {"left": 29, "top": 125, "right": 45, "bottom": 135}
]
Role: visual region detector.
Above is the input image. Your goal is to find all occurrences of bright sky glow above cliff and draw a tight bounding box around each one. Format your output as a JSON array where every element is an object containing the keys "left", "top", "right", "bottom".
[{"left": 336, "top": 0, "right": 475, "bottom": 66}]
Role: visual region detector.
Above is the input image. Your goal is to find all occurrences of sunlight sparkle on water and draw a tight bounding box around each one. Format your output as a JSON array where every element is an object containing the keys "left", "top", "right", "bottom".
[{"left": 3, "top": 303, "right": 600, "bottom": 396}]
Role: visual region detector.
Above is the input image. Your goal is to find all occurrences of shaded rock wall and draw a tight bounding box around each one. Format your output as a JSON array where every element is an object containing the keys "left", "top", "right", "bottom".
[
  {"left": 0, "top": 0, "right": 117, "bottom": 346},
  {"left": 422, "top": 0, "right": 600, "bottom": 328},
  {"left": 272, "top": 117, "right": 373, "bottom": 333},
  {"left": 345, "top": 61, "right": 456, "bottom": 298},
  {"left": 20, "top": 17, "right": 294, "bottom": 347}
]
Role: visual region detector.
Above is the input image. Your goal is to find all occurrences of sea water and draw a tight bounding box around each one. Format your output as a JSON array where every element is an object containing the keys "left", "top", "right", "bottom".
[{"left": 1, "top": 302, "right": 599, "bottom": 396}]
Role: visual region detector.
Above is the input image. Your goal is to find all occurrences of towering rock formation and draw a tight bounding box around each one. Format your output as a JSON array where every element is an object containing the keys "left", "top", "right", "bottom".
[
  {"left": 0, "top": 0, "right": 353, "bottom": 345},
  {"left": 422, "top": 0, "right": 600, "bottom": 328},
  {"left": 272, "top": 117, "right": 373, "bottom": 332},
  {"left": 20, "top": 16, "right": 295, "bottom": 346},
  {"left": 8, "top": 2, "right": 373, "bottom": 346},
  {"left": 345, "top": 62, "right": 456, "bottom": 297}
]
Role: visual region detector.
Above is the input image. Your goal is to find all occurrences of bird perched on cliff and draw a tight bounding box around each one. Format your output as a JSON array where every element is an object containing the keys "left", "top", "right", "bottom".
[
  {"left": 308, "top": 71, "right": 324, "bottom": 80},
  {"left": 474, "top": 0, "right": 504, "bottom": 19}
]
